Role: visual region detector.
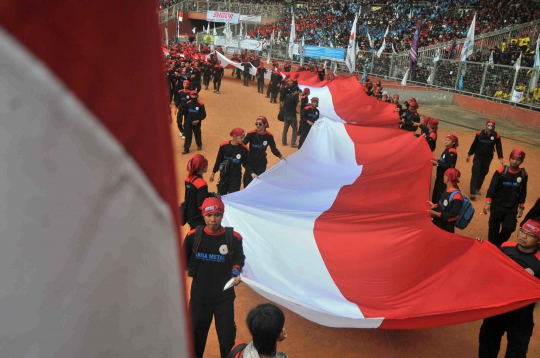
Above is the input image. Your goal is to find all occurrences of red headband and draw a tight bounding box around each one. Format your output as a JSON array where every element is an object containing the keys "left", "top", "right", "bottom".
[
  {"left": 446, "top": 134, "right": 459, "bottom": 148},
  {"left": 257, "top": 116, "right": 269, "bottom": 128},
  {"left": 200, "top": 197, "right": 225, "bottom": 216},
  {"left": 522, "top": 219, "right": 540, "bottom": 239},
  {"left": 230, "top": 127, "right": 245, "bottom": 137},
  {"left": 509, "top": 149, "right": 525, "bottom": 161},
  {"left": 186, "top": 154, "right": 208, "bottom": 176}
]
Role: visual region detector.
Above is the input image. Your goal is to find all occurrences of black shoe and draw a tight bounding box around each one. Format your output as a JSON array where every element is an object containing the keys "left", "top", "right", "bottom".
[
  {"left": 291, "top": 144, "right": 298, "bottom": 148},
  {"left": 470, "top": 194, "right": 476, "bottom": 200},
  {"left": 181, "top": 150, "right": 189, "bottom": 155},
  {"left": 197, "top": 146, "right": 202, "bottom": 151},
  {"left": 476, "top": 189, "right": 482, "bottom": 195},
  {"left": 265, "top": 96, "right": 269, "bottom": 98}
]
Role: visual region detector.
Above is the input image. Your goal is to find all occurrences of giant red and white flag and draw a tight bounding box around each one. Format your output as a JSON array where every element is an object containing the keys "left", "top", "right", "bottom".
[
  {"left": 222, "top": 77, "right": 540, "bottom": 329},
  {"left": 0, "top": 1, "right": 191, "bottom": 356}
]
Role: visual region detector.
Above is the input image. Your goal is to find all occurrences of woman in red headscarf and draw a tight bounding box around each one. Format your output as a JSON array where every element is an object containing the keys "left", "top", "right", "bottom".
[
  {"left": 416, "top": 117, "right": 438, "bottom": 152},
  {"left": 432, "top": 134, "right": 459, "bottom": 203},
  {"left": 183, "top": 154, "right": 212, "bottom": 229},
  {"left": 429, "top": 168, "right": 464, "bottom": 233}
]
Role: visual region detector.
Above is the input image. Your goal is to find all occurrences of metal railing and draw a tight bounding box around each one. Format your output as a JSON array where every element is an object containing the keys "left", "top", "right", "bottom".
[{"left": 158, "top": 1, "right": 286, "bottom": 24}]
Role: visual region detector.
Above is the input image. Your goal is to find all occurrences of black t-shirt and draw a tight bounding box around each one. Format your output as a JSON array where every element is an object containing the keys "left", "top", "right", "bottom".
[
  {"left": 487, "top": 166, "right": 528, "bottom": 208},
  {"left": 184, "top": 227, "right": 245, "bottom": 303},
  {"left": 212, "top": 141, "right": 251, "bottom": 177},
  {"left": 501, "top": 245, "right": 540, "bottom": 279},
  {"left": 243, "top": 130, "right": 281, "bottom": 165}
]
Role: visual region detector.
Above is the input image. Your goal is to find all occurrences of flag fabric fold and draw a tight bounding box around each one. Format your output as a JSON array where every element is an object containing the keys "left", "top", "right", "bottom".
[
  {"left": 376, "top": 26, "right": 389, "bottom": 58},
  {"left": 289, "top": 14, "right": 296, "bottom": 60},
  {"left": 461, "top": 12, "right": 476, "bottom": 62},
  {"left": 529, "top": 35, "right": 540, "bottom": 89}
]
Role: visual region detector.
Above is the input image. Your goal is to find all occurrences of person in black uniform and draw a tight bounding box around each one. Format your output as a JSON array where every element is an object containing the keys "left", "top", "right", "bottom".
[
  {"left": 428, "top": 168, "right": 463, "bottom": 233},
  {"left": 432, "top": 134, "right": 459, "bottom": 203},
  {"left": 242, "top": 56, "right": 251, "bottom": 87},
  {"left": 202, "top": 58, "right": 213, "bottom": 90},
  {"left": 281, "top": 88, "right": 300, "bottom": 147},
  {"left": 182, "top": 91, "right": 206, "bottom": 155},
  {"left": 213, "top": 63, "right": 224, "bottom": 94},
  {"left": 243, "top": 116, "right": 284, "bottom": 188},
  {"left": 183, "top": 197, "right": 245, "bottom": 358},
  {"left": 191, "top": 60, "right": 202, "bottom": 93},
  {"left": 477, "top": 218, "right": 540, "bottom": 358},
  {"left": 267, "top": 66, "right": 279, "bottom": 100},
  {"left": 400, "top": 100, "right": 420, "bottom": 132},
  {"left": 300, "top": 88, "right": 310, "bottom": 109},
  {"left": 210, "top": 128, "right": 256, "bottom": 195},
  {"left": 466, "top": 119, "right": 504, "bottom": 200},
  {"left": 174, "top": 80, "right": 191, "bottom": 139},
  {"left": 298, "top": 97, "right": 320, "bottom": 149},
  {"left": 231, "top": 53, "right": 241, "bottom": 78},
  {"left": 256, "top": 63, "right": 267, "bottom": 94},
  {"left": 283, "top": 60, "right": 292, "bottom": 72},
  {"left": 270, "top": 69, "right": 282, "bottom": 104},
  {"left": 483, "top": 149, "right": 528, "bottom": 247},
  {"left": 184, "top": 154, "right": 213, "bottom": 229},
  {"left": 279, "top": 76, "right": 295, "bottom": 103}
]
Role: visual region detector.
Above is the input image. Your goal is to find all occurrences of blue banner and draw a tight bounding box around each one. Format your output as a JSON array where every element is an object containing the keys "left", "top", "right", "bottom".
[{"left": 302, "top": 46, "right": 345, "bottom": 61}]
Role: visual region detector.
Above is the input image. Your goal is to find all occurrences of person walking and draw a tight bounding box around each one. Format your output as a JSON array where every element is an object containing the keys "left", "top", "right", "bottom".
[
  {"left": 483, "top": 149, "right": 528, "bottom": 247},
  {"left": 174, "top": 80, "right": 191, "bottom": 139},
  {"left": 210, "top": 128, "right": 256, "bottom": 195},
  {"left": 183, "top": 154, "right": 213, "bottom": 229},
  {"left": 298, "top": 97, "right": 320, "bottom": 149},
  {"left": 428, "top": 168, "right": 463, "bottom": 233},
  {"left": 213, "top": 63, "right": 224, "bottom": 94},
  {"left": 281, "top": 88, "right": 299, "bottom": 147},
  {"left": 477, "top": 219, "right": 540, "bottom": 358},
  {"left": 182, "top": 91, "right": 206, "bottom": 155},
  {"left": 256, "top": 63, "right": 267, "bottom": 94},
  {"left": 432, "top": 134, "right": 459, "bottom": 203},
  {"left": 183, "top": 197, "right": 245, "bottom": 358},
  {"left": 466, "top": 119, "right": 504, "bottom": 200},
  {"left": 243, "top": 116, "right": 284, "bottom": 188}
]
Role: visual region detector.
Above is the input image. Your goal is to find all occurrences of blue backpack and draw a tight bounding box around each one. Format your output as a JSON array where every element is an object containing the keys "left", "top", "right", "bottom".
[{"left": 440, "top": 191, "right": 475, "bottom": 230}]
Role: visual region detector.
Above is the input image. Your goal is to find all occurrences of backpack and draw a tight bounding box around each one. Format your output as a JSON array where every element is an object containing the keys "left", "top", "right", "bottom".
[
  {"left": 187, "top": 225, "right": 235, "bottom": 277},
  {"left": 443, "top": 191, "right": 475, "bottom": 230},
  {"left": 226, "top": 342, "right": 248, "bottom": 358}
]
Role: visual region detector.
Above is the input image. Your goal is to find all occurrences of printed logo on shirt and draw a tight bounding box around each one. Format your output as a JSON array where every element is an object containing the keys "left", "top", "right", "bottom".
[
  {"left": 196, "top": 107, "right": 199, "bottom": 110},
  {"left": 219, "top": 245, "right": 228, "bottom": 255},
  {"left": 490, "top": 136, "right": 494, "bottom": 140},
  {"left": 502, "top": 181, "right": 521, "bottom": 187},
  {"left": 195, "top": 251, "right": 226, "bottom": 263},
  {"left": 443, "top": 199, "right": 448, "bottom": 206},
  {"left": 263, "top": 141, "right": 268, "bottom": 146},
  {"left": 236, "top": 154, "right": 241, "bottom": 159},
  {"left": 517, "top": 177, "right": 522, "bottom": 183}
]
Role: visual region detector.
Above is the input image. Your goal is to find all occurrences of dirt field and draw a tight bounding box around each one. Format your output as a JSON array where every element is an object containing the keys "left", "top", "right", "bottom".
[{"left": 171, "top": 74, "right": 540, "bottom": 358}]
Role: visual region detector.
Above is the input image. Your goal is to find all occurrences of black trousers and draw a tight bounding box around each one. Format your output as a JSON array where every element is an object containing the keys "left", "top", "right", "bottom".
[
  {"left": 271, "top": 86, "right": 280, "bottom": 102},
  {"left": 470, "top": 157, "right": 492, "bottom": 195},
  {"left": 432, "top": 217, "right": 455, "bottom": 233},
  {"left": 213, "top": 80, "right": 222, "bottom": 92},
  {"left": 190, "top": 296, "right": 236, "bottom": 358},
  {"left": 298, "top": 124, "right": 311, "bottom": 149},
  {"left": 218, "top": 174, "right": 242, "bottom": 195},
  {"left": 488, "top": 203, "right": 518, "bottom": 247},
  {"left": 431, "top": 171, "right": 446, "bottom": 204},
  {"left": 266, "top": 84, "right": 274, "bottom": 97},
  {"left": 193, "top": 81, "right": 201, "bottom": 93},
  {"left": 177, "top": 112, "right": 187, "bottom": 133},
  {"left": 243, "top": 163, "right": 266, "bottom": 188},
  {"left": 243, "top": 72, "right": 249, "bottom": 86},
  {"left": 184, "top": 122, "right": 202, "bottom": 151},
  {"left": 478, "top": 306, "right": 534, "bottom": 358},
  {"left": 257, "top": 78, "right": 264, "bottom": 93},
  {"left": 203, "top": 73, "right": 212, "bottom": 88}
]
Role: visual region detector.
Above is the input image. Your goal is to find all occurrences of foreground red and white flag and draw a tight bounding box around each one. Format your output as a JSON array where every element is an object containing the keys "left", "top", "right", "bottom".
[
  {"left": 222, "top": 80, "right": 540, "bottom": 328},
  {"left": 0, "top": 1, "right": 190, "bottom": 356}
]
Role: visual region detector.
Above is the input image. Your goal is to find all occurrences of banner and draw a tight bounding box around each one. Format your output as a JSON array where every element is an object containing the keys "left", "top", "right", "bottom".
[
  {"left": 206, "top": 11, "right": 239, "bottom": 24},
  {"left": 303, "top": 46, "right": 345, "bottom": 61},
  {"left": 239, "top": 15, "right": 261, "bottom": 23},
  {"left": 511, "top": 90, "right": 523, "bottom": 103},
  {"left": 214, "top": 36, "right": 265, "bottom": 51}
]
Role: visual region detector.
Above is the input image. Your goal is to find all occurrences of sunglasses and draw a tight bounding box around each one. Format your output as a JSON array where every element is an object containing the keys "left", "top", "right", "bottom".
[{"left": 255, "top": 122, "right": 265, "bottom": 126}]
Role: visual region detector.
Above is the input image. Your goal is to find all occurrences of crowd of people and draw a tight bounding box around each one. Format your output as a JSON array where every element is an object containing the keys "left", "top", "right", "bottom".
[{"left": 166, "top": 34, "right": 540, "bottom": 356}]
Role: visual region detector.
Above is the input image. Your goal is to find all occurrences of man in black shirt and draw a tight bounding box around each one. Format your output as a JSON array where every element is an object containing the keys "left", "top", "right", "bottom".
[
  {"left": 484, "top": 150, "right": 528, "bottom": 246},
  {"left": 183, "top": 197, "right": 245, "bottom": 358},
  {"left": 467, "top": 120, "right": 504, "bottom": 200},
  {"left": 478, "top": 218, "right": 540, "bottom": 358},
  {"left": 182, "top": 91, "right": 207, "bottom": 155},
  {"left": 281, "top": 89, "right": 300, "bottom": 147},
  {"left": 298, "top": 97, "right": 320, "bottom": 149}
]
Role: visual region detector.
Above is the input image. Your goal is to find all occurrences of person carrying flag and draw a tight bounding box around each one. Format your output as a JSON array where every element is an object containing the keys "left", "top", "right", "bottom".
[
  {"left": 432, "top": 134, "right": 459, "bottom": 203},
  {"left": 298, "top": 97, "right": 320, "bottom": 149},
  {"left": 428, "top": 168, "right": 463, "bottom": 233},
  {"left": 466, "top": 119, "right": 504, "bottom": 200}
]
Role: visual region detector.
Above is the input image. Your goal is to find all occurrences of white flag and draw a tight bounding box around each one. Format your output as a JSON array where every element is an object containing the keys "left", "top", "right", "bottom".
[
  {"left": 330, "top": 42, "right": 334, "bottom": 48},
  {"left": 514, "top": 51, "right": 522, "bottom": 72},
  {"left": 511, "top": 89, "right": 523, "bottom": 103},
  {"left": 323, "top": 61, "right": 327, "bottom": 70},
  {"left": 202, "top": 25, "right": 205, "bottom": 33},
  {"left": 277, "top": 30, "right": 281, "bottom": 41},
  {"left": 345, "top": 12, "right": 359, "bottom": 73},
  {"left": 434, "top": 49, "right": 440, "bottom": 62},
  {"left": 206, "top": 24, "right": 210, "bottom": 34},
  {"left": 367, "top": 31, "right": 374, "bottom": 49},
  {"left": 213, "top": 23, "right": 217, "bottom": 36},
  {"left": 239, "top": 23, "right": 243, "bottom": 38},
  {"left": 333, "top": 62, "right": 338, "bottom": 76},
  {"left": 401, "top": 69, "right": 410, "bottom": 86},
  {"left": 408, "top": 9, "right": 413, "bottom": 20},
  {"left": 356, "top": 41, "right": 360, "bottom": 55},
  {"left": 529, "top": 35, "right": 540, "bottom": 89},
  {"left": 460, "top": 12, "right": 476, "bottom": 62},
  {"left": 271, "top": 29, "right": 275, "bottom": 42},
  {"left": 289, "top": 14, "right": 295, "bottom": 60},
  {"left": 192, "top": 27, "right": 196, "bottom": 34},
  {"left": 488, "top": 50, "right": 494, "bottom": 69},
  {"left": 267, "top": 50, "right": 270, "bottom": 64},
  {"left": 376, "top": 26, "right": 389, "bottom": 58},
  {"left": 392, "top": 43, "right": 397, "bottom": 54},
  {"left": 224, "top": 19, "right": 233, "bottom": 45}
]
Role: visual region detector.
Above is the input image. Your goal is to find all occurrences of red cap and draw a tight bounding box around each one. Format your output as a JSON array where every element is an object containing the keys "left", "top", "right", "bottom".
[
  {"left": 409, "top": 97, "right": 417, "bottom": 102},
  {"left": 200, "top": 197, "right": 225, "bottom": 217},
  {"left": 444, "top": 168, "right": 461, "bottom": 186},
  {"left": 429, "top": 118, "right": 439, "bottom": 132},
  {"left": 257, "top": 116, "right": 269, "bottom": 128},
  {"left": 186, "top": 154, "right": 208, "bottom": 176},
  {"left": 509, "top": 149, "right": 525, "bottom": 161},
  {"left": 422, "top": 116, "right": 431, "bottom": 125},
  {"left": 230, "top": 127, "right": 245, "bottom": 137},
  {"left": 302, "top": 88, "right": 311, "bottom": 95},
  {"left": 446, "top": 134, "right": 459, "bottom": 148},
  {"left": 409, "top": 102, "right": 419, "bottom": 110},
  {"left": 393, "top": 94, "right": 400, "bottom": 99},
  {"left": 522, "top": 219, "right": 540, "bottom": 239},
  {"left": 311, "top": 97, "right": 319, "bottom": 102},
  {"left": 486, "top": 119, "right": 496, "bottom": 128},
  {"left": 190, "top": 90, "right": 198, "bottom": 96}
]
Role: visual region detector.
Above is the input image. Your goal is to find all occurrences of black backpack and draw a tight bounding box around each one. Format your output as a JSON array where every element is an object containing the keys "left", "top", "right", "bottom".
[
  {"left": 500, "top": 165, "right": 526, "bottom": 194},
  {"left": 226, "top": 343, "right": 247, "bottom": 358},
  {"left": 188, "top": 226, "right": 235, "bottom": 277}
]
